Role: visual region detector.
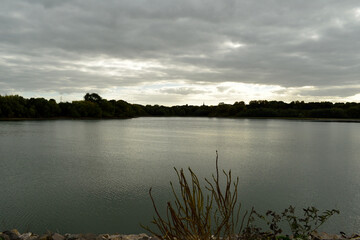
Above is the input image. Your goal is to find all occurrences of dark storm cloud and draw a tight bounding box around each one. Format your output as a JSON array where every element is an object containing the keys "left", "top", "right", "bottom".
[{"left": 1, "top": 0, "right": 360, "bottom": 100}]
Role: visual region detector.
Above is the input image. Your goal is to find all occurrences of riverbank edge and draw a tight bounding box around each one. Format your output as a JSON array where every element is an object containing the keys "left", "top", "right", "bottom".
[
  {"left": 0, "top": 231, "right": 157, "bottom": 240},
  {"left": 1, "top": 116, "right": 360, "bottom": 123},
  {"left": 0, "top": 116, "right": 132, "bottom": 121},
  {"left": 1, "top": 230, "right": 359, "bottom": 240}
]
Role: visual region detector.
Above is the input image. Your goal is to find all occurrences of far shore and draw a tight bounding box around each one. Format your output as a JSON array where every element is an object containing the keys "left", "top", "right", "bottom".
[{"left": 0, "top": 116, "right": 360, "bottom": 123}]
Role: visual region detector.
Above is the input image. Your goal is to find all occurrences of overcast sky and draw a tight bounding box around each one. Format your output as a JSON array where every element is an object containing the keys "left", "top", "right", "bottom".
[{"left": 1, "top": 0, "right": 360, "bottom": 105}]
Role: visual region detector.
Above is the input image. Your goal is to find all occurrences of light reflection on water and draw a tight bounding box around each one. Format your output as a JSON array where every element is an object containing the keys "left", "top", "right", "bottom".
[{"left": 0, "top": 118, "right": 359, "bottom": 234}]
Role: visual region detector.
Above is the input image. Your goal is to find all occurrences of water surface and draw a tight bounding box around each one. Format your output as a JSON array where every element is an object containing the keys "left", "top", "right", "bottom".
[{"left": 0, "top": 118, "right": 359, "bottom": 234}]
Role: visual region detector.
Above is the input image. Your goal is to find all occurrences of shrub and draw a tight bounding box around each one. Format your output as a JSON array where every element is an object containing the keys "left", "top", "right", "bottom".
[{"left": 142, "top": 151, "right": 248, "bottom": 240}]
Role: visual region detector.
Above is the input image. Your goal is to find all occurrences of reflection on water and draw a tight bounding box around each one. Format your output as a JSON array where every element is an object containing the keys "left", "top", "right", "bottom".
[{"left": 0, "top": 118, "right": 359, "bottom": 234}]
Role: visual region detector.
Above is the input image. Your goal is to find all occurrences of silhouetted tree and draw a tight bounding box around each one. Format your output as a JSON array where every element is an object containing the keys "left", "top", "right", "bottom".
[
  {"left": 72, "top": 101, "right": 102, "bottom": 118},
  {"left": 84, "top": 93, "right": 102, "bottom": 103},
  {"left": 347, "top": 106, "right": 360, "bottom": 118}
]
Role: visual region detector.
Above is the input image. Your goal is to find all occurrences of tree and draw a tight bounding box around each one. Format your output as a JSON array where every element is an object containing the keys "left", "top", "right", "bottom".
[
  {"left": 72, "top": 100, "right": 102, "bottom": 118},
  {"left": 84, "top": 93, "right": 102, "bottom": 103}
]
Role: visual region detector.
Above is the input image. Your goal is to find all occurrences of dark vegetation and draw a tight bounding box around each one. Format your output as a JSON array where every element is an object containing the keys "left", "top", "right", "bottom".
[
  {"left": 1, "top": 93, "right": 360, "bottom": 119},
  {"left": 143, "top": 152, "right": 340, "bottom": 240}
]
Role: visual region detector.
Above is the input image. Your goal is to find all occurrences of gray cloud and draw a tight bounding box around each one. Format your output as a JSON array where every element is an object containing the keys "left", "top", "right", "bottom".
[
  {"left": 294, "top": 87, "right": 360, "bottom": 98},
  {"left": 1, "top": 0, "right": 360, "bottom": 102}
]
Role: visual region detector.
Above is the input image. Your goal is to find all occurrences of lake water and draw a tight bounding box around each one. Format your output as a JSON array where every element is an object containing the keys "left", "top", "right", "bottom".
[{"left": 0, "top": 118, "right": 359, "bottom": 234}]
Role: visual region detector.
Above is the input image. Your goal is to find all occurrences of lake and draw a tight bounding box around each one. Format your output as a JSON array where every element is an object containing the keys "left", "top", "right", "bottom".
[{"left": 0, "top": 117, "right": 359, "bottom": 234}]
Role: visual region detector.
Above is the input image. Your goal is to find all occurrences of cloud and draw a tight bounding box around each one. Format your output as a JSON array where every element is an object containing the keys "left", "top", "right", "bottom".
[
  {"left": 159, "top": 87, "right": 208, "bottom": 95},
  {"left": 0, "top": 0, "right": 359, "bottom": 103},
  {"left": 299, "top": 87, "right": 360, "bottom": 98},
  {"left": 275, "top": 86, "right": 360, "bottom": 98}
]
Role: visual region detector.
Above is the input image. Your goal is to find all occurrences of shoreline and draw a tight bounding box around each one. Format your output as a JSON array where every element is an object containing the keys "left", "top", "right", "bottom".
[
  {"left": 0, "top": 116, "right": 360, "bottom": 123},
  {"left": 1, "top": 229, "right": 358, "bottom": 240},
  {"left": 0, "top": 231, "right": 157, "bottom": 240},
  {"left": 0, "top": 117, "right": 132, "bottom": 121}
]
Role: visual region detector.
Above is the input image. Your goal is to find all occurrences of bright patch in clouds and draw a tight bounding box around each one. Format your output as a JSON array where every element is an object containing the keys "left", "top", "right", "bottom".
[
  {"left": 80, "top": 58, "right": 162, "bottom": 70},
  {"left": 72, "top": 58, "right": 165, "bottom": 77},
  {"left": 99, "top": 83, "right": 360, "bottom": 106},
  {"left": 100, "top": 82, "right": 285, "bottom": 106},
  {"left": 309, "top": 33, "right": 320, "bottom": 40},
  {"left": 222, "top": 41, "right": 246, "bottom": 49},
  {"left": 348, "top": 94, "right": 360, "bottom": 102},
  {"left": 354, "top": 8, "right": 360, "bottom": 20}
]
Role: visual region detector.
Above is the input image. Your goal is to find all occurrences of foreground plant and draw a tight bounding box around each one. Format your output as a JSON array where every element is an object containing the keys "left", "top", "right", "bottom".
[
  {"left": 282, "top": 206, "right": 339, "bottom": 238},
  {"left": 142, "top": 153, "right": 340, "bottom": 240},
  {"left": 142, "top": 151, "right": 248, "bottom": 240},
  {"left": 250, "top": 206, "right": 340, "bottom": 240}
]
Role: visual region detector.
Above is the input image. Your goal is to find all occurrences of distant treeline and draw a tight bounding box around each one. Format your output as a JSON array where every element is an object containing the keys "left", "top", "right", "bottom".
[{"left": 1, "top": 93, "right": 360, "bottom": 119}]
